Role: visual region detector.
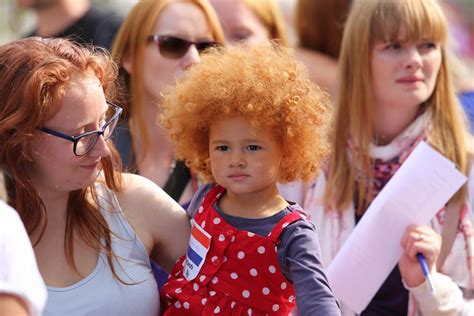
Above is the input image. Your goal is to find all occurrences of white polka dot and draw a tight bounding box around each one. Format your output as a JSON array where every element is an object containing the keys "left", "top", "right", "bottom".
[
  {"left": 247, "top": 232, "right": 255, "bottom": 237},
  {"left": 210, "top": 291, "right": 216, "bottom": 296},
  {"left": 282, "top": 222, "right": 289, "bottom": 228},
  {"left": 213, "top": 217, "right": 221, "bottom": 224},
  {"left": 175, "top": 288, "right": 182, "bottom": 294},
  {"left": 214, "top": 306, "right": 221, "bottom": 314},
  {"left": 249, "top": 268, "right": 257, "bottom": 276},
  {"left": 223, "top": 256, "right": 228, "bottom": 262},
  {"left": 231, "top": 272, "right": 238, "bottom": 279},
  {"left": 166, "top": 294, "right": 172, "bottom": 299},
  {"left": 211, "top": 256, "right": 218, "bottom": 262},
  {"left": 202, "top": 221, "right": 206, "bottom": 228},
  {"left": 177, "top": 278, "right": 184, "bottom": 282},
  {"left": 269, "top": 265, "right": 276, "bottom": 273},
  {"left": 281, "top": 282, "right": 287, "bottom": 290},
  {"left": 183, "top": 302, "right": 190, "bottom": 309},
  {"left": 218, "top": 234, "right": 225, "bottom": 241},
  {"left": 174, "top": 301, "right": 181, "bottom": 308},
  {"left": 198, "top": 206, "right": 204, "bottom": 213},
  {"left": 238, "top": 251, "right": 245, "bottom": 259},
  {"left": 257, "top": 246, "right": 266, "bottom": 254},
  {"left": 193, "top": 283, "right": 199, "bottom": 291},
  {"left": 212, "top": 276, "right": 219, "bottom": 284},
  {"left": 231, "top": 301, "right": 236, "bottom": 309},
  {"left": 262, "top": 287, "right": 270, "bottom": 295},
  {"left": 231, "top": 236, "right": 236, "bottom": 242},
  {"left": 181, "top": 261, "right": 185, "bottom": 267},
  {"left": 274, "top": 246, "right": 278, "bottom": 253},
  {"left": 288, "top": 295, "right": 295, "bottom": 302},
  {"left": 199, "top": 275, "right": 206, "bottom": 282},
  {"left": 242, "top": 290, "right": 250, "bottom": 298},
  {"left": 201, "top": 298, "right": 207, "bottom": 305},
  {"left": 248, "top": 308, "right": 252, "bottom": 315},
  {"left": 272, "top": 304, "right": 280, "bottom": 311}
]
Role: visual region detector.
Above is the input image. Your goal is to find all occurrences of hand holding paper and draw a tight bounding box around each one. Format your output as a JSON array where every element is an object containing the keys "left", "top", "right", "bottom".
[{"left": 326, "top": 141, "right": 467, "bottom": 313}]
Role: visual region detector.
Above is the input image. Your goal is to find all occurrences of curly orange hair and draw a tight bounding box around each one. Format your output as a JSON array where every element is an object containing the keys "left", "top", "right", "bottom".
[{"left": 161, "top": 42, "right": 333, "bottom": 183}]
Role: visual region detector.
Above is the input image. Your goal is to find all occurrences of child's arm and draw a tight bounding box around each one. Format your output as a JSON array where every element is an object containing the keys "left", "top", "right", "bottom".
[{"left": 278, "top": 219, "right": 341, "bottom": 316}]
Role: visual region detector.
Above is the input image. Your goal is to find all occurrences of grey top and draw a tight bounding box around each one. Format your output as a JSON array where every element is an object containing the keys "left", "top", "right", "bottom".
[
  {"left": 44, "top": 184, "right": 159, "bottom": 316},
  {"left": 187, "top": 183, "right": 341, "bottom": 316}
]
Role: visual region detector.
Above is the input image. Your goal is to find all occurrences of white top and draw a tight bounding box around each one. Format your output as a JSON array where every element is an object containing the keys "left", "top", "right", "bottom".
[
  {"left": 44, "top": 184, "right": 159, "bottom": 316},
  {"left": 0, "top": 200, "right": 47, "bottom": 316}
]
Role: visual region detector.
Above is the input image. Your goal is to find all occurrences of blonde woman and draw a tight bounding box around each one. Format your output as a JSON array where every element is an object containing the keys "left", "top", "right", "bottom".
[
  {"left": 111, "top": 0, "right": 224, "bottom": 207},
  {"left": 304, "top": 0, "right": 474, "bottom": 315}
]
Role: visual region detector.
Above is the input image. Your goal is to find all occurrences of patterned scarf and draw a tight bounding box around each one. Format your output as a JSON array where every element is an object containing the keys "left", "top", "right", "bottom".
[{"left": 347, "top": 112, "right": 427, "bottom": 206}]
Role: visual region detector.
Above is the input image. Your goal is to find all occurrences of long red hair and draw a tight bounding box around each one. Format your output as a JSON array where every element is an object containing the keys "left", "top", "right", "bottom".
[{"left": 0, "top": 37, "right": 123, "bottom": 277}]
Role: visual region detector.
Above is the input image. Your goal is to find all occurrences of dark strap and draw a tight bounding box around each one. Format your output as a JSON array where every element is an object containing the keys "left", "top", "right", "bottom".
[{"left": 163, "top": 160, "right": 191, "bottom": 202}]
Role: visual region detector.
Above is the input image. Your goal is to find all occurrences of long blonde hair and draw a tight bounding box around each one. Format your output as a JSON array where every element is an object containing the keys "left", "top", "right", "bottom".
[
  {"left": 111, "top": 0, "right": 225, "bottom": 154},
  {"left": 326, "top": 0, "right": 472, "bottom": 213}
]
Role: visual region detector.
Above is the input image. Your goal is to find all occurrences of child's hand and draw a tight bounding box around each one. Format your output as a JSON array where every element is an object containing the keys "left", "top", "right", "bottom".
[{"left": 398, "top": 224, "right": 441, "bottom": 288}]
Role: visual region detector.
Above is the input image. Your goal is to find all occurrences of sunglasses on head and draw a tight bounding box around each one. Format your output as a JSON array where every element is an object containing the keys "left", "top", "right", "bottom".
[{"left": 147, "top": 35, "right": 220, "bottom": 59}]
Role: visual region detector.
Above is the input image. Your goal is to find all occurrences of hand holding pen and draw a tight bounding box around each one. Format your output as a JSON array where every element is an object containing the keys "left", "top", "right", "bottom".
[{"left": 399, "top": 224, "right": 441, "bottom": 293}]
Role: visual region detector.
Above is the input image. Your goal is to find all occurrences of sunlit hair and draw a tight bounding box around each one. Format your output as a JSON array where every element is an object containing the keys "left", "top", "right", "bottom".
[
  {"left": 161, "top": 42, "right": 332, "bottom": 183},
  {"left": 111, "top": 0, "right": 225, "bottom": 155},
  {"left": 326, "top": 0, "right": 473, "bottom": 213},
  {"left": 241, "top": 0, "right": 289, "bottom": 45},
  {"left": 295, "top": 0, "right": 351, "bottom": 59},
  {"left": 0, "top": 37, "right": 124, "bottom": 278}
]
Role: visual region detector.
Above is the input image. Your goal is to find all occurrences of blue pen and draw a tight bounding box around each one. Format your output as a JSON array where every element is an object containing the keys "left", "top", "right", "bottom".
[{"left": 416, "top": 253, "right": 435, "bottom": 294}]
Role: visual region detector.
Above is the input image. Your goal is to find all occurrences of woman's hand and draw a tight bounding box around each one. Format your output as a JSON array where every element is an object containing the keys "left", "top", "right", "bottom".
[{"left": 398, "top": 224, "right": 442, "bottom": 288}]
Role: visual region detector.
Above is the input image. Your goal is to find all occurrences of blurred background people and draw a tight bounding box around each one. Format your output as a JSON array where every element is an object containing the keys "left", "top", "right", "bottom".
[
  {"left": 209, "top": 0, "right": 288, "bottom": 46},
  {"left": 111, "top": 0, "right": 224, "bottom": 207},
  {"left": 16, "top": 0, "right": 122, "bottom": 50},
  {"left": 293, "top": 0, "right": 351, "bottom": 96}
]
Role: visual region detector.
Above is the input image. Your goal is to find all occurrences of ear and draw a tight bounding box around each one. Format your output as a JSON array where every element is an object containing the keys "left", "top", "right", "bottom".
[{"left": 121, "top": 56, "right": 133, "bottom": 74}]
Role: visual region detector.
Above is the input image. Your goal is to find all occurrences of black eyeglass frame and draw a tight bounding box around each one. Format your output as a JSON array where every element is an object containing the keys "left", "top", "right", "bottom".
[
  {"left": 37, "top": 102, "right": 123, "bottom": 156},
  {"left": 147, "top": 34, "right": 220, "bottom": 59}
]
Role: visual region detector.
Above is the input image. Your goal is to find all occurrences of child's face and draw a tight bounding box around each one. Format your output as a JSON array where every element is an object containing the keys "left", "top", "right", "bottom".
[{"left": 209, "top": 116, "right": 283, "bottom": 196}]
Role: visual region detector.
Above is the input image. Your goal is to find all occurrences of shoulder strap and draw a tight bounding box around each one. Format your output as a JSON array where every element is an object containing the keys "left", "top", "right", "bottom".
[
  {"left": 163, "top": 160, "right": 191, "bottom": 202},
  {"left": 269, "top": 209, "right": 307, "bottom": 243},
  {"left": 437, "top": 199, "right": 463, "bottom": 270},
  {"left": 437, "top": 162, "right": 472, "bottom": 269}
]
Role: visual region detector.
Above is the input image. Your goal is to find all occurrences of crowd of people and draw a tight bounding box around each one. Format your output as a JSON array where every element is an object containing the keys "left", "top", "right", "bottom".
[{"left": 1, "top": 0, "right": 473, "bottom": 315}]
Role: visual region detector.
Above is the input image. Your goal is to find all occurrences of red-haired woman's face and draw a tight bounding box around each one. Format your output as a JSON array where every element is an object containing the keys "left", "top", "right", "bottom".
[{"left": 29, "top": 74, "right": 111, "bottom": 193}]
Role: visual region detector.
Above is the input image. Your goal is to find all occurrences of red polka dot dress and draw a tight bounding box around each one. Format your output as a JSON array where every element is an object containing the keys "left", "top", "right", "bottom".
[{"left": 161, "top": 185, "right": 305, "bottom": 315}]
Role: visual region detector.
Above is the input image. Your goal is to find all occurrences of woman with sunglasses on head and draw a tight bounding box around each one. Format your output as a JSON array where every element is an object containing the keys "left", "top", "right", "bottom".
[
  {"left": 111, "top": 0, "right": 224, "bottom": 208},
  {"left": 0, "top": 37, "right": 190, "bottom": 315},
  {"left": 303, "top": 0, "right": 474, "bottom": 315}
]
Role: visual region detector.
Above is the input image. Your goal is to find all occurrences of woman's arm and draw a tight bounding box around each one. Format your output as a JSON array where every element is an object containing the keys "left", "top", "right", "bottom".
[{"left": 116, "top": 173, "right": 191, "bottom": 272}]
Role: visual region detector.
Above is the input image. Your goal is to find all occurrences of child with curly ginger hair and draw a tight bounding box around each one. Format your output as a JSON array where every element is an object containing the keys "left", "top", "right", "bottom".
[{"left": 160, "top": 42, "right": 341, "bottom": 315}]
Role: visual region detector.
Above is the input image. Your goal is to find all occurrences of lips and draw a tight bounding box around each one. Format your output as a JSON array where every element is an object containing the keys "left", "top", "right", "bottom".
[
  {"left": 396, "top": 76, "right": 423, "bottom": 83},
  {"left": 228, "top": 174, "right": 249, "bottom": 181}
]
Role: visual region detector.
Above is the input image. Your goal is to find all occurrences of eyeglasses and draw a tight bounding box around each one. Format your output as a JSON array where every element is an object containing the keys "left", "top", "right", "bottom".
[
  {"left": 147, "top": 35, "right": 220, "bottom": 59},
  {"left": 37, "top": 102, "right": 123, "bottom": 156}
]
